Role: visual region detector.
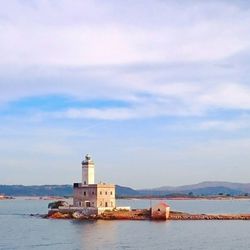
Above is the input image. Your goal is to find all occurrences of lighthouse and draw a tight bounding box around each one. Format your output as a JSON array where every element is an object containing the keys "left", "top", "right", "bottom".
[
  {"left": 82, "top": 154, "right": 95, "bottom": 185},
  {"left": 74, "top": 154, "right": 115, "bottom": 210}
]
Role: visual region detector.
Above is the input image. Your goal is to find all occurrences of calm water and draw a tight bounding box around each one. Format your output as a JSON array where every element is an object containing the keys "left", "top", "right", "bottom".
[{"left": 1, "top": 198, "right": 250, "bottom": 250}]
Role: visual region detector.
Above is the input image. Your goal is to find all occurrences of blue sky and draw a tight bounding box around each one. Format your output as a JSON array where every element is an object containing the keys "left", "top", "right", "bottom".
[{"left": 1, "top": 0, "right": 250, "bottom": 188}]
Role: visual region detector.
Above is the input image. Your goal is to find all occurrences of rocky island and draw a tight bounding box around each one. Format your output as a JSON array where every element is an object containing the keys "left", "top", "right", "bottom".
[
  {"left": 46, "top": 205, "right": 250, "bottom": 221},
  {"left": 43, "top": 154, "right": 250, "bottom": 221},
  {"left": 45, "top": 200, "right": 250, "bottom": 221}
]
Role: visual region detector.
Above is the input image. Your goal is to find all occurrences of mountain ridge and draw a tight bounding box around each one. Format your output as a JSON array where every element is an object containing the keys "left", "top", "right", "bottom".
[
  {"left": 147, "top": 181, "right": 250, "bottom": 193},
  {"left": 0, "top": 181, "right": 249, "bottom": 197}
]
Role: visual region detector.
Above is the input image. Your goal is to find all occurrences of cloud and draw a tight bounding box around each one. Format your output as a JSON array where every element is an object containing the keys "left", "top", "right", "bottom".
[
  {"left": 28, "top": 81, "right": 250, "bottom": 120},
  {"left": 60, "top": 107, "right": 137, "bottom": 120},
  {"left": 0, "top": 0, "right": 250, "bottom": 121},
  {"left": 198, "top": 115, "right": 250, "bottom": 131},
  {"left": 1, "top": 63, "right": 250, "bottom": 120},
  {"left": 1, "top": 1, "right": 250, "bottom": 66},
  {"left": 198, "top": 83, "right": 250, "bottom": 110}
]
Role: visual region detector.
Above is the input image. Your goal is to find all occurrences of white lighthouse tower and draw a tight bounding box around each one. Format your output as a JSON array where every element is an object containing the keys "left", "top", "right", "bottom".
[{"left": 82, "top": 154, "right": 95, "bottom": 185}]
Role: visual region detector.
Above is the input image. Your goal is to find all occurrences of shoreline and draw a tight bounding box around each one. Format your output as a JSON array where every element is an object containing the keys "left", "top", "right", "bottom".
[
  {"left": 5, "top": 195, "right": 250, "bottom": 201},
  {"left": 44, "top": 209, "right": 250, "bottom": 221},
  {"left": 118, "top": 196, "right": 250, "bottom": 200}
]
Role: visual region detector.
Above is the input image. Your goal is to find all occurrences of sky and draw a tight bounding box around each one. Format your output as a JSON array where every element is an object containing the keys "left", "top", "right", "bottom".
[{"left": 1, "top": 0, "right": 250, "bottom": 188}]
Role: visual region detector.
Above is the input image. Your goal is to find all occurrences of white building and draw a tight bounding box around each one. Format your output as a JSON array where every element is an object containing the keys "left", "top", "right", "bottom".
[{"left": 73, "top": 154, "right": 116, "bottom": 210}]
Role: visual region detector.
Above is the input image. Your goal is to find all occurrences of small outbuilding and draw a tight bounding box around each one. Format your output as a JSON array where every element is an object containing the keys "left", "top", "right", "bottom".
[{"left": 151, "top": 202, "right": 170, "bottom": 220}]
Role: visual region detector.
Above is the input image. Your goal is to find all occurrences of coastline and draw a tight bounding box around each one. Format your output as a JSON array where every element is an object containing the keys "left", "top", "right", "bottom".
[
  {"left": 118, "top": 196, "right": 250, "bottom": 201},
  {"left": 44, "top": 209, "right": 250, "bottom": 221},
  {"left": 5, "top": 195, "right": 250, "bottom": 201}
]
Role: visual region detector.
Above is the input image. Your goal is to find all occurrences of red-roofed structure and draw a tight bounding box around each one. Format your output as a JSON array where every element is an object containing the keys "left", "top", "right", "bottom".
[{"left": 151, "top": 202, "right": 170, "bottom": 220}]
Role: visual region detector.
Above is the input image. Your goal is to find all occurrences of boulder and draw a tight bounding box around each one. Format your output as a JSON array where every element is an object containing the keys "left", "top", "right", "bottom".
[{"left": 72, "top": 211, "right": 85, "bottom": 219}]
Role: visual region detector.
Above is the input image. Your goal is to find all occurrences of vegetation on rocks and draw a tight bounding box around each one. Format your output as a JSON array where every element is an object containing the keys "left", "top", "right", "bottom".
[{"left": 48, "top": 201, "right": 69, "bottom": 209}]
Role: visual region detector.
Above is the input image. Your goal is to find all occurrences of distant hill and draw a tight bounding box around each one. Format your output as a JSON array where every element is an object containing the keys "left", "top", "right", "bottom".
[
  {"left": 153, "top": 181, "right": 250, "bottom": 193},
  {"left": 1, "top": 181, "right": 249, "bottom": 197},
  {"left": 169, "top": 186, "right": 243, "bottom": 196},
  {"left": 0, "top": 184, "right": 139, "bottom": 197},
  {"left": 0, "top": 185, "right": 73, "bottom": 196},
  {"left": 115, "top": 185, "right": 140, "bottom": 197},
  {"left": 139, "top": 181, "right": 250, "bottom": 196}
]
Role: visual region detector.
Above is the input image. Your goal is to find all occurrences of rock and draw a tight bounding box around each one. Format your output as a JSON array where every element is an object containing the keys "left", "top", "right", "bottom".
[
  {"left": 49, "top": 212, "right": 70, "bottom": 219},
  {"left": 72, "top": 211, "right": 85, "bottom": 219}
]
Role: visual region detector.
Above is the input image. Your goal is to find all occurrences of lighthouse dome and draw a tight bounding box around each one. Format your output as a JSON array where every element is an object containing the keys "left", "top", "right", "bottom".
[{"left": 82, "top": 154, "right": 94, "bottom": 165}]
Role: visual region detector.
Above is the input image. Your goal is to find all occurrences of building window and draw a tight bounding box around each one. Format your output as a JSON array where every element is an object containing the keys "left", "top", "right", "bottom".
[
  {"left": 84, "top": 191, "right": 86, "bottom": 196},
  {"left": 105, "top": 191, "right": 107, "bottom": 195},
  {"left": 92, "top": 191, "right": 95, "bottom": 195},
  {"left": 105, "top": 202, "right": 108, "bottom": 207},
  {"left": 100, "top": 191, "right": 102, "bottom": 195},
  {"left": 111, "top": 201, "right": 113, "bottom": 207},
  {"left": 110, "top": 191, "right": 113, "bottom": 195},
  {"left": 84, "top": 181, "right": 86, "bottom": 185},
  {"left": 158, "top": 208, "right": 161, "bottom": 212},
  {"left": 100, "top": 202, "right": 102, "bottom": 206}
]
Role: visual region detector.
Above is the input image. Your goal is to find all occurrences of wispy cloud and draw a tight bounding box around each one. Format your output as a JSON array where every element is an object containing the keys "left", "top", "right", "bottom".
[
  {"left": 198, "top": 115, "right": 250, "bottom": 131},
  {"left": 1, "top": 0, "right": 250, "bottom": 120},
  {"left": 1, "top": 1, "right": 250, "bottom": 66},
  {"left": 1, "top": 69, "right": 250, "bottom": 120}
]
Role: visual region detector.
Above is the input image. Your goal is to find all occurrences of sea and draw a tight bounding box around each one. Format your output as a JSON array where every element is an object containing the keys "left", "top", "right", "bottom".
[{"left": 1, "top": 198, "right": 250, "bottom": 250}]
